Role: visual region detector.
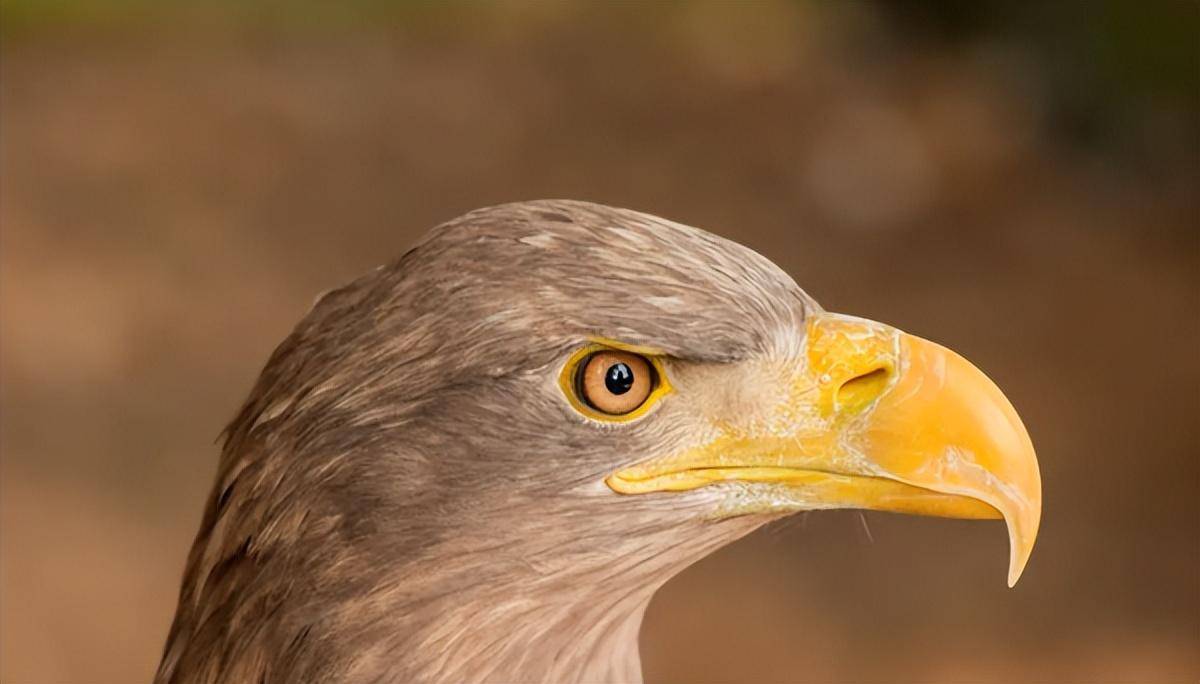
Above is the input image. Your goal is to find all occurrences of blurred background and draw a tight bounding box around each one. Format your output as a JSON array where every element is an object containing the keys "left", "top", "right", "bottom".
[{"left": 1, "top": 1, "right": 1197, "bottom": 682}]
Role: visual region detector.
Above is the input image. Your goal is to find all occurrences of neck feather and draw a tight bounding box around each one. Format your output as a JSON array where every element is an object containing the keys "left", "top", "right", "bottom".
[{"left": 369, "top": 514, "right": 765, "bottom": 683}]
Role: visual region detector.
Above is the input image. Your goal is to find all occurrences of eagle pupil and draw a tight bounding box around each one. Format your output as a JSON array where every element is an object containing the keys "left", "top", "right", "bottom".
[{"left": 605, "top": 363, "right": 634, "bottom": 395}]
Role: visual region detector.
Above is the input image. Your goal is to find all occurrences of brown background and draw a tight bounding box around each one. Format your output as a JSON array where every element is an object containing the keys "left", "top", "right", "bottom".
[{"left": 2, "top": 2, "right": 1197, "bottom": 682}]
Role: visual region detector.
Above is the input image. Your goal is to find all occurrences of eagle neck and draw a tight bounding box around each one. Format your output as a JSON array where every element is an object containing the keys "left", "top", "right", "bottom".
[{"left": 395, "top": 567, "right": 662, "bottom": 683}]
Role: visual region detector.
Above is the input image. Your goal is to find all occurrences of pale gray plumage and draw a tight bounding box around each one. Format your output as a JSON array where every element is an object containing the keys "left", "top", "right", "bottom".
[{"left": 157, "top": 200, "right": 821, "bottom": 683}]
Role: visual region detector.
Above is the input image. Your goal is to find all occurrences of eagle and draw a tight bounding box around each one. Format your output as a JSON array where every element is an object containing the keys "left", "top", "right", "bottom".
[{"left": 156, "top": 200, "right": 1041, "bottom": 683}]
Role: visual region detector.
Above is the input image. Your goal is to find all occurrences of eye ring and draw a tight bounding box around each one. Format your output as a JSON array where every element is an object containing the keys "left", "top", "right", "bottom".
[{"left": 559, "top": 342, "right": 672, "bottom": 422}]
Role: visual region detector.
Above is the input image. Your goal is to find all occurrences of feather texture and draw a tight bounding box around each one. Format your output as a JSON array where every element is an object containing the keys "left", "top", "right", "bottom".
[{"left": 156, "top": 200, "right": 818, "bottom": 683}]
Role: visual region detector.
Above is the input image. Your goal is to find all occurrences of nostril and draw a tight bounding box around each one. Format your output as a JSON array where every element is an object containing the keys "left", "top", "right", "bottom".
[{"left": 836, "top": 367, "right": 891, "bottom": 411}]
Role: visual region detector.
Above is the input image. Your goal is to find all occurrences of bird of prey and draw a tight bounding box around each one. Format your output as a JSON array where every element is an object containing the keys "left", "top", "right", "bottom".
[{"left": 156, "top": 200, "right": 1041, "bottom": 684}]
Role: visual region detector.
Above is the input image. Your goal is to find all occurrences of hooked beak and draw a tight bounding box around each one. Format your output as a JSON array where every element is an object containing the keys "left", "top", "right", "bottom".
[{"left": 607, "top": 313, "right": 1042, "bottom": 586}]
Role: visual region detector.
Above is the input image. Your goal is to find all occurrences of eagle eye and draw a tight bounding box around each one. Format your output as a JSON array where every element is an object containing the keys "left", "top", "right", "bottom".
[
  {"left": 578, "top": 351, "right": 654, "bottom": 415},
  {"left": 559, "top": 344, "right": 670, "bottom": 421}
]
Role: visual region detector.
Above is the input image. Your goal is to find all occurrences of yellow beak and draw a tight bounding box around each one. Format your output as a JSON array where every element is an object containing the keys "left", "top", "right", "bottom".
[{"left": 606, "top": 313, "right": 1042, "bottom": 586}]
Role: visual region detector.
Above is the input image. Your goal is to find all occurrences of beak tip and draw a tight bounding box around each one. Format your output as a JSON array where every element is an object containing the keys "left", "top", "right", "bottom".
[
  {"left": 1006, "top": 547, "right": 1030, "bottom": 587},
  {"left": 1007, "top": 561, "right": 1028, "bottom": 588},
  {"left": 1005, "top": 520, "right": 1038, "bottom": 588},
  {"left": 1006, "top": 569, "right": 1021, "bottom": 588}
]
